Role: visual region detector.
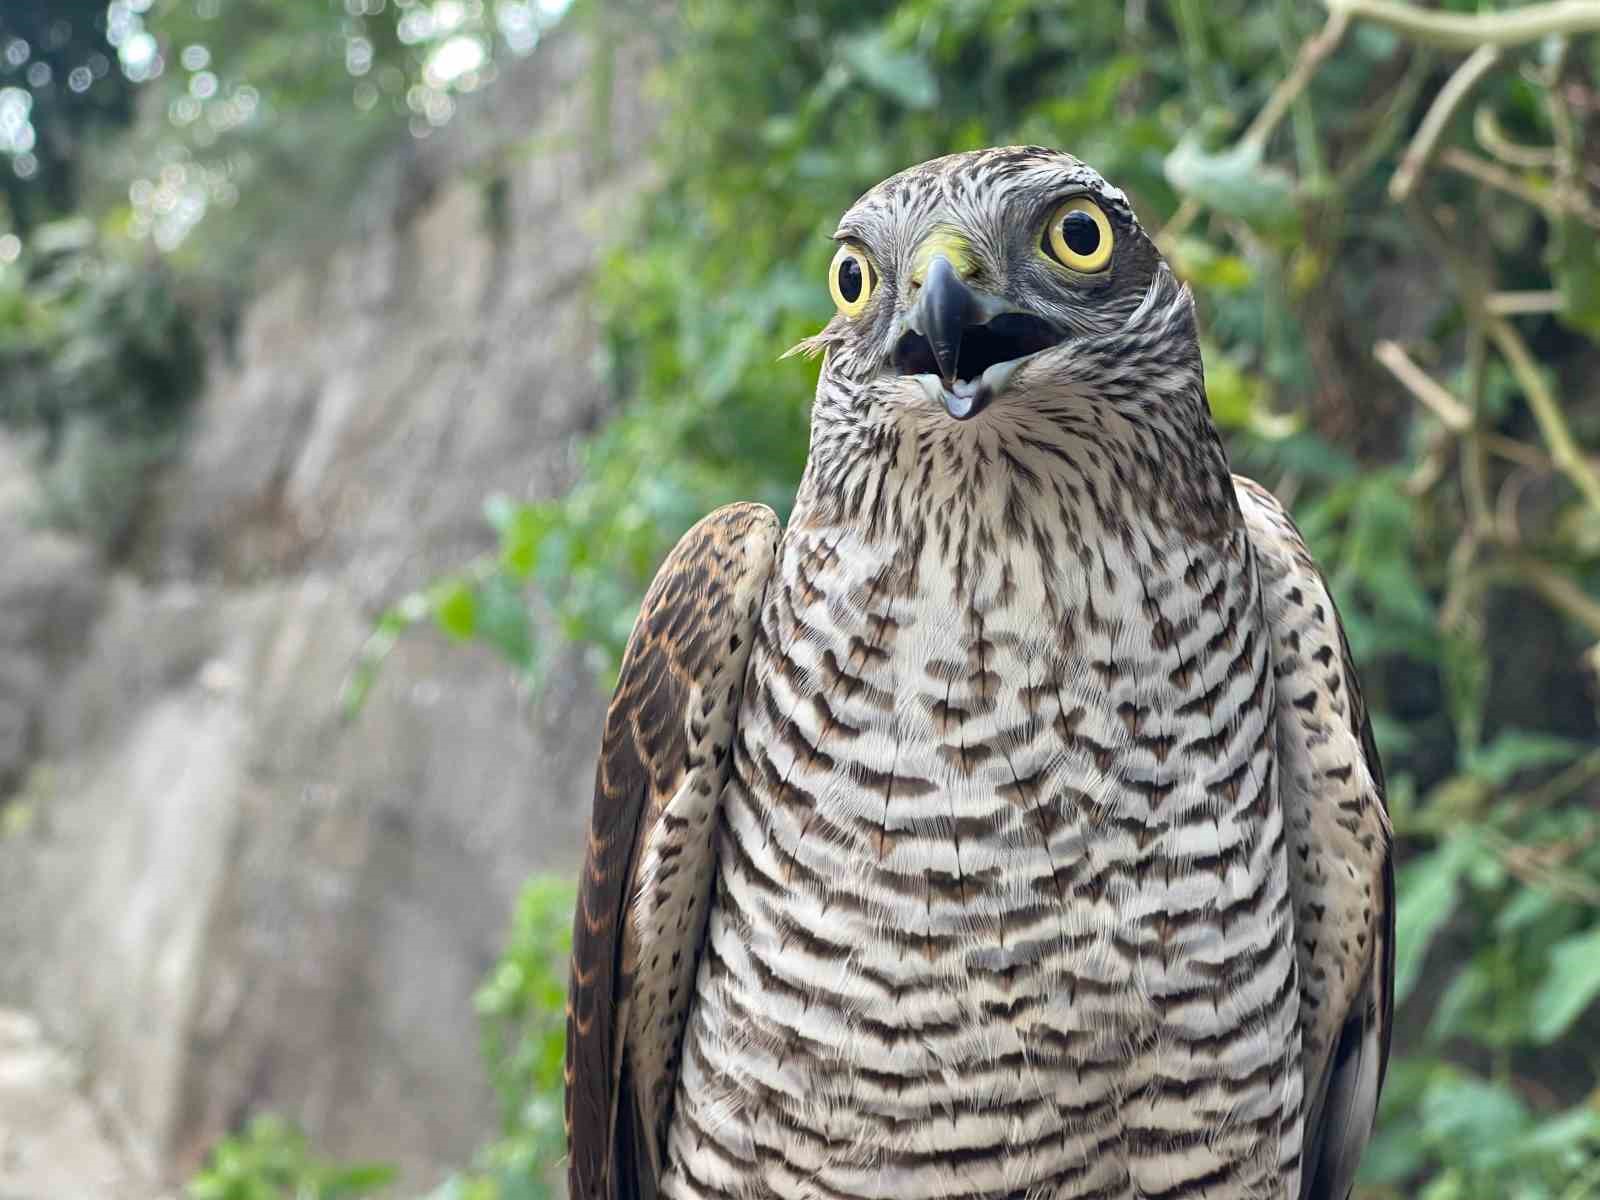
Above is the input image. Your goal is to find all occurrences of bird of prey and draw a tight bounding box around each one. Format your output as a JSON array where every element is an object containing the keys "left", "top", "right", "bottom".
[{"left": 566, "top": 147, "right": 1392, "bottom": 1200}]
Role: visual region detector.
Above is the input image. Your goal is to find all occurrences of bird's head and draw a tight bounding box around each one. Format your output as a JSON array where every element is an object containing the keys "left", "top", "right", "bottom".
[{"left": 795, "top": 146, "right": 1201, "bottom": 428}]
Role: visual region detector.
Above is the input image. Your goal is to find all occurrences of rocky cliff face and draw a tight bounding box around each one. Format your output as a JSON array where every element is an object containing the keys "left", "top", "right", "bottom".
[{"left": 0, "top": 23, "right": 651, "bottom": 1190}]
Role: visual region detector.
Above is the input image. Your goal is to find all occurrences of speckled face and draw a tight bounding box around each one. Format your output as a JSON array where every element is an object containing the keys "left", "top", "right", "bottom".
[{"left": 804, "top": 146, "right": 1180, "bottom": 423}]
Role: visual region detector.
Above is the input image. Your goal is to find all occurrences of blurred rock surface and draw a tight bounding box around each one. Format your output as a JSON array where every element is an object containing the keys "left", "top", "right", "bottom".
[
  {"left": 0, "top": 1009, "right": 165, "bottom": 1200},
  {"left": 0, "top": 22, "right": 651, "bottom": 1191}
]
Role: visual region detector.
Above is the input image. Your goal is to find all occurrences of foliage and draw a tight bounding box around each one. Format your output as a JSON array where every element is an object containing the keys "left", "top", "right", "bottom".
[
  {"left": 400, "top": 3, "right": 1600, "bottom": 1196},
  {"left": 186, "top": 1114, "right": 396, "bottom": 1200},
  {"left": 0, "top": 216, "right": 201, "bottom": 547}
]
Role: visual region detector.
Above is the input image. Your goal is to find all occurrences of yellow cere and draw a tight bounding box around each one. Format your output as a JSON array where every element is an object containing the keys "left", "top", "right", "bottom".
[
  {"left": 1044, "top": 197, "right": 1114, "bottom": 274},
  {"left": 909, "top": 230, "right": 975, "bottom": 285},
  {"left": 829, "top": 243, "right": 875, "bottom": 317}
]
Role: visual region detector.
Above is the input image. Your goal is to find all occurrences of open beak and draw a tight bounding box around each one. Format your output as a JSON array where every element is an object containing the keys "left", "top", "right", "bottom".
[{"left": 897, "top": 254, "right": 1063, "bottom": 421}]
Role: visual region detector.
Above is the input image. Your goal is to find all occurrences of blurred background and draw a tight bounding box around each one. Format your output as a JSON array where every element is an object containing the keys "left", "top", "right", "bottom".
[{"left": 0, "top": 1, "right": 1598, "bottom": 1197}]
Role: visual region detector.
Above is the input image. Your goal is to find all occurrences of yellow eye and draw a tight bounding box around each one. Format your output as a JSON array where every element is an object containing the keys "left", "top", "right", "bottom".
[
  {"left": 1043, "top": 197, "right": 1114, "bottom": 273},
  {"left": 828, "top": 244, "right": 875, "bottom": 317}
]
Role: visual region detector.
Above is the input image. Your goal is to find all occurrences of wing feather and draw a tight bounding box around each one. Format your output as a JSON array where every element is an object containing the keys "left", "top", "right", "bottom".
[
  {"left": 565, "top": 502, "right": 780, "bottom": 1200},
  {"left": 1235, "top": 477, "right": 1394, "bottom": 1200}
]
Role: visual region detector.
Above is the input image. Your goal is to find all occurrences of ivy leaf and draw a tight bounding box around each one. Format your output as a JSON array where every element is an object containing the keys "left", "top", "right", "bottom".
[
  {"left": 1163, "top": 136, "right": 1298, "bottom": 234},
  {"left": 1531, "top": 927, "right": 1600, "bottom": 1043}
]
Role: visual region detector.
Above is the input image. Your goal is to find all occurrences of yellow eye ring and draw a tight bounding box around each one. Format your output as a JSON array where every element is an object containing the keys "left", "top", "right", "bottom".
[
  {"left": 1043, "top": 197, "right": 1114, "bottom": 273},
  {"left": 828, "top": 244, "right": 875, "bottom": 317}
]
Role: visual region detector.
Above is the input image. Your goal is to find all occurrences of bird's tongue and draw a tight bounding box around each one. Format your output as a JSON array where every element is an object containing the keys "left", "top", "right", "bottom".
[{"left": 943, "top": 378, "right": 989, "bottom": 421}]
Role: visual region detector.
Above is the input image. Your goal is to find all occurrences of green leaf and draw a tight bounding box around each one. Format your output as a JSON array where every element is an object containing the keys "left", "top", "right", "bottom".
[
  {"left": 1495, "top": 883, "right": 1560, "bottom": 935},
  {"left": 1421, "top": 1070, "right": 1532, "bottom": 1169},
  {"left": 431, "top": 579, "right": 478, "bottom": 641},
  {"left": 326, "top": 1164, "right": 399, "bottom": 1196},
  {"left": 836, "top": 29, "right": 938, "bottom": 110},
  {"left": 476, "top": 574, "right": 535, "bottom": 671},
  {"left": 1551, "top": 211, "right": 1600, "bottom": 342},
  {"left": 1394, "top": 835, "right": 1476, "bottom": 1003},
  {"left": 495, "top": 502, "right": 553, "bottom": 580},
  {"left": 1163, "top": 136, "right": 1298, "bottom": 232},
  {"left": 1466, "top": 731, "right": 1587, "bottom": 787},
  {"left": 1516, "top": 1103, "right": 1600, "bottom": 1159},
  {"left": 1200, "top": 338, "right": 1261, "bottom": 430},
  {"left": 1531, "top": 926, "right": 1600, "bottom": 1043},
  {"left": 1429, "top": 956, "right": 1493, "bottom": 1043}
]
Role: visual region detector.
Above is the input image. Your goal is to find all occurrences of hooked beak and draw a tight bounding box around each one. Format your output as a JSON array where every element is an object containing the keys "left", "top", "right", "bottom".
[{"left": 913, "top": 255, "right": 974, "bottom": 391}]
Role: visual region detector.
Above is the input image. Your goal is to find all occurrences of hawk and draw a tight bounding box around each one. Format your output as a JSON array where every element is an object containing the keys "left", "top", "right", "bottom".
[{"left": 566, "top": 147, "right": 1393, "bottom": 1200}]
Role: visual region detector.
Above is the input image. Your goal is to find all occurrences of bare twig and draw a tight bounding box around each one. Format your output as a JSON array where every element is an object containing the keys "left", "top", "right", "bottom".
[
  {"left": 1324, "top": 0, "right": 1600, "bottom": 51},
  {"left": 1487, "top": 290, "right": 1564, "bottom": 316},
  {"left": 1508, "top": 749, "right": 1600, "bottom": 819},
  {"left": 1161, "top": 6, "right": 1350, "bottom": 249},
  {"left": 1461, "top": 326, "right": 1493, "bottom": 534},
  {"left": 1374, "top": 339, "right": 1473, "bottom": 429},
  {"left": 1157, "top": 196, "right": 1203, "bottom": 251},
  {"left": 1391, "top": 44, "right": 1502, "bottom": 201},
  {"left": 1474, "top": 105, "right": 1558, "bottom": 169},
  {"left": 1244, "top": 11, "right": 1351, "bottom": 151},
  {"left": 1481, "top": 434, "right": 1553, "bottom": 472},
  {"left": 1496, "top": 466, "right": 1537, "bottom": 546},
  {"left": 1438, "top": 147, "right": 1600, "bottom": 226},
  {"left": 1373, "top": 341, "right": 1559, "bottom": 470},
  {"left": 1484, "top": 314, "right": 1600, "bottom": 513},
  {"left": 1336, "top": 49, "right": 1435, "bottom": 189},
  {"left": 1483, "top": 826, "right": 1600, "bottom": 906}
]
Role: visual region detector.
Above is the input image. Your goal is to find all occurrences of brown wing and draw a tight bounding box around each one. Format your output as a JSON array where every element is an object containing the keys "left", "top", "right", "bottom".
[
  {"left": 565, "top": 502, "right": 780, "bottom": 1200},
  {"left": 1234, "top": 477, "right": 1394, "bottom": 1200}
]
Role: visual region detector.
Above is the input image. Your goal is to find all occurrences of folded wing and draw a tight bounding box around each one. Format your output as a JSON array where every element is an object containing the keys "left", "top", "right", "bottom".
[
  {"left": 565, "top": 503, "right": 781, "bottom": 1200},
  {"left": 1235, "top": 477, "right": 1394, "bottom": 1200}
]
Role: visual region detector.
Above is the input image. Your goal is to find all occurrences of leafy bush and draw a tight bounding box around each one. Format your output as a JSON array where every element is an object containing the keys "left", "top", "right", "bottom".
[
  {"left": 186, "top": 1115, "right": 395, "bottom": 1200},
  {"left": 0, "top": 218, "right": 201, "bottom": 548}
]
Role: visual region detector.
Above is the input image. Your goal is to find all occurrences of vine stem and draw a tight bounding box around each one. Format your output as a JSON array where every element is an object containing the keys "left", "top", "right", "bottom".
[
  {"left": 1439, "top": 147, "right": 1600, "bottom": 227},
  {"left": 1242, "top": 11, "right": 1349, "bottom": 151},
  {"left": 1483, "top": 314, "right": 1600, "bottom": 514},
  {"left": 1323, "top": 0, "right": 1600, "bottom": 51},
  {"left": 1390, "top": 43, "right": 1501, "bottom": 201},
  {"left": 1160, "top": 10, "right": 1347, "bottom": 246}
]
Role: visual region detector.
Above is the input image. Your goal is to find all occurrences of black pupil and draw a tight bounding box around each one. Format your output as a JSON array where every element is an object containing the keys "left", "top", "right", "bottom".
[
  {"left": 838, "top": 256, "right": 863, "bottom": 302},
  {"left": 1061, "top": 210, "right": 1100, "bottom": 257}
]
